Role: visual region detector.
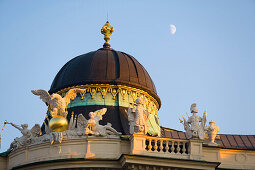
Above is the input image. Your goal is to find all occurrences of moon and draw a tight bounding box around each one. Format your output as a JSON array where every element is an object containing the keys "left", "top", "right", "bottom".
[{"left": 170, "top": 24, "right": 176, "bottom": 35}]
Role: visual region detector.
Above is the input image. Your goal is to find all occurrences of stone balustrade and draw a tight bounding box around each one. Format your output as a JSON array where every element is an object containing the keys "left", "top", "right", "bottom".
[
  {"left": 145, "top": 136, "right": 189, "bottom": 155},
  {"left": 130, "top": 134, "right": 203, "bottom": 160}
]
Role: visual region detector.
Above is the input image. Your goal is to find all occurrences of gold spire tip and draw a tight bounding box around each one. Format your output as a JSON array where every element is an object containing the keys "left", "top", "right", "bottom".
[{"left": 101, "top": 21, "right": 114, "bottom": 49}]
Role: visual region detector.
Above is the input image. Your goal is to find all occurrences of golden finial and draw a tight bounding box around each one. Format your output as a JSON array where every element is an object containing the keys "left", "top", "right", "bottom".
[{"left": 101, "top": 21, "right": 114, "bottom": 48}]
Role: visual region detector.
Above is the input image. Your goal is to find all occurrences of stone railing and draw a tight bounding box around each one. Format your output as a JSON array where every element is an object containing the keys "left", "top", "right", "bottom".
[
  {"left": 130, "top": 134, "right": 203, "bottom": 160},
  {"left": 145, "top": 137, "right": 189, "bottom": 155}
]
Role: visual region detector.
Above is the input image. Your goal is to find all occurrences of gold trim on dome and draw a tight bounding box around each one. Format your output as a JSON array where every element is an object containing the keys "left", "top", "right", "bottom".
[{"left": 56, "top": 84, "right": 160, "bottom": 110}]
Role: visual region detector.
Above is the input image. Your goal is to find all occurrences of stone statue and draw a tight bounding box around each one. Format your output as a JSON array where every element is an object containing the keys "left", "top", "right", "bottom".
[
  {"left": 68, "top": 112, "right": 77, "bottom": 131},
  {"left": 7, "top": 94, "right": 121, "bottom": 151},
  {"left": 128, "top": 97, "right": 150, "bottom": 135},
  {"left": 7, "top": 111, "right": 120, "bottom": 151},
  {"left": 85, "top": 108, "right": 121, "bottom": 136},
  {"left": 7, "top": 122, "right": 41, "bottom": 150},
  {"left": 32, "top": 88, "right": 85, "bottom": 118},
  {"left": 127, "top": 108, "right": 136, "bottom": 134},
  {"left": 49, "top": 132, "right": 63, "bottom": 145},
  {"left": 180, "top": 103, "right": 207, "bottom": 140},
  {"left": 77, "top": 114, "right": 88, "bottom": 136},
  {"left": 205, "top": 121, "right": 219, "bottom": 146}
]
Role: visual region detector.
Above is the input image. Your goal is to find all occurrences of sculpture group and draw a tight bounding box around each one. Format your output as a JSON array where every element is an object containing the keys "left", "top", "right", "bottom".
[
  {"left": 6, "top": 87, "right": 219, "bottom": 151},
  {"left": 180, "top": 103, "right": 219, "bottom": 146},
  {"left": 7, "top": 88, "right": 121, "bottom": 151},
  {"left": 7, "top": 122, "right": 41, "bottom": 150},
  {"left": 7, "top": 93, "right": 152, "bottom": 150}
]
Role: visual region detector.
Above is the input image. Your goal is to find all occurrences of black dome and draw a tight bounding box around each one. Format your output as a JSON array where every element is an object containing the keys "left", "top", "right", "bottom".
[{"left": 49, "top": 48, "right": 160, "bottom": 106}]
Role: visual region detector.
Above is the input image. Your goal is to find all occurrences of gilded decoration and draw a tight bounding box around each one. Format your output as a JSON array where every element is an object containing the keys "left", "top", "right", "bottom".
[
  {"left": 32, "top": 88, "right": 85, "bottom": 132},
  {"left": 101, "top": 21, "right": 114, "bottom": 48},
  {"left": 56, "top": 84, "right": 159, "bottom": 117}
]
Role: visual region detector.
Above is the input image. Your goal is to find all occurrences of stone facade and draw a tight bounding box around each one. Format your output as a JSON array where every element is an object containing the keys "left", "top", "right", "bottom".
[{"left": 1, "top": 133, "right": 255, "bottom": 169}]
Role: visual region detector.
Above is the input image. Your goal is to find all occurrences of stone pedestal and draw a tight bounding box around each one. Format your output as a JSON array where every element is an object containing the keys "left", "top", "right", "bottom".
[
  {"left": 189, "top": 139, "right": 204, "bottom": 160},
  {"left": 130, "top": 134, "right": 147, "bottom": 155}
]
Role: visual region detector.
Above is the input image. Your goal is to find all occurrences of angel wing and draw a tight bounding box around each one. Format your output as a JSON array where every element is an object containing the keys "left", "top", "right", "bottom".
[
  {"left": 63, "top": 88, "right": 85, "bottom": 106},
  {"left": 30, "top": 124, "right": 41, "bottom": 137},
  {"left": 77, "top": 114, "right": 88, "bottom": 129},
  {"left": 32, "top": 89, "right": 50, "bottom": 105},
  {"left": 94, "top": 108, "right": 107, "bottom": 122}
]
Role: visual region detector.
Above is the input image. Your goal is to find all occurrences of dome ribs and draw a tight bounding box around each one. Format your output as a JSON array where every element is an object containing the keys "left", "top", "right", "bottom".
[
  {"left": 111, "top": 50, "right": 120, "bottom": 80},
  {"left": 115, "top": 51, "right": 129, "bottom": 81},
  {"left": 141, "top": 66, "right": 157, "bottom": 93},
  {"left": 106, "top": 50, "right": 117, "bottom": 80},
  {"left": 140, "top": 66, "right": 150, "bottom": 90},
  {"left": 88, "top": 49, "right": 107, "bottom": 80},
  {"left": 126, "top": 54, "right": 147, "bottom": 86},
  {"left": 121, "top": 52, "right": 138, "bottom": 83},
  {"left": 50, "top": 57, "right": 78, "bottom": 92},
  {"left": 50, "top": 62, "right": 68, "bottom": 92},
  {"left": 71, "top": 52, "right": 94, "bottom": 83},
  {"left": 49, "top": 49, "right": 160, "bottom": 107}
]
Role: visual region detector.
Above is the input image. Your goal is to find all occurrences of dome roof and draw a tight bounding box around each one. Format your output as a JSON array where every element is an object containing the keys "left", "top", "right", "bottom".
[{"left": 49, "top": 48, "right": 161, "bottom": 106}]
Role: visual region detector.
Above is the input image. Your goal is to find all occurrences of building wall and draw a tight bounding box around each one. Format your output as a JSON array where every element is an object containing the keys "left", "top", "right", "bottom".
[
  {"left": 0, "top": 156, "right": 7, "bottom": 170},
  {"left": 203, "top": 147, "right": 255, "bottom": 169},
  {"left": 2, "top": 136, "right": 255, "bottom": 170}
]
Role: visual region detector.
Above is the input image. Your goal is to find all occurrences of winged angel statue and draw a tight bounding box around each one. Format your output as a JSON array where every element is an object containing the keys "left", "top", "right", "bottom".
[
  {"left": 75, "top": 108, "right": 120, "bottom": 136},
  {"left": 32, "top": 88, "right": 85, "bottom": 117}
]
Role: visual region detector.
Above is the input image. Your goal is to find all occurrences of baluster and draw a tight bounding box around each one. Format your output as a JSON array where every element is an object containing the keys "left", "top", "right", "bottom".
[
  {"left": 177, "top": 141, "right": 180, "bottom": 154},
  {"left": 148, "top": 139, "right": 152, "bottom": 151},
  {"left": 165, "top": 140, "right": 169, "bottom": 153},
  {"left": 159, "top": 140, "right": 163, "bottom": 152},
  {"left": 186, "top": 142, "right": 189, "bottom": 154},
  {"left": 171, "top": 141, "right": 175, "bottom": 153},
  {"left": 182, "top": 142, "right": 186, "bottom": 154},
  {"left": 145, "top": 139, "right": 148, "bottom": 150},
  {"left": 153, "top": 140, "right": 157, "bottom": 151}
]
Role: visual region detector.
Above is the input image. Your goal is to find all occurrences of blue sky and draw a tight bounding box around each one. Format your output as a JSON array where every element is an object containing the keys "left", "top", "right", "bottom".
[{"left": 0, "top": 0, "right": 254, "bottom": 151}]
